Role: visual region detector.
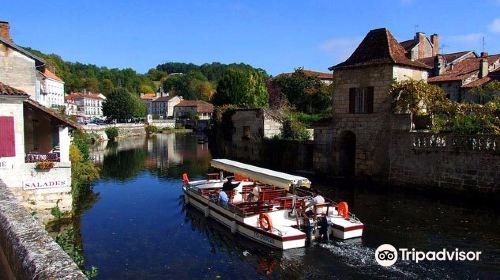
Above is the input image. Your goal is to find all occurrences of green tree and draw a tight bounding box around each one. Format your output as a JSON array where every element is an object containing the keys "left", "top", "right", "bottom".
[
  {"left": 272, "top": 68, "right": 333, "bottom": 114},
  {"left": 102, "top": 88, "right": 146, "bottom": 119},
  {"left": 212, "top": 68, "right": 268, "bottom": 107},
  {"left": 138, "top": 84, "right": 155, "bottom": 94}
]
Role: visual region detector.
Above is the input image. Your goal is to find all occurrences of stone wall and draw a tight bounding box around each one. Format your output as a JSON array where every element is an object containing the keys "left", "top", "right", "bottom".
[
  {"left": 328, "top": 64, "right": 427, "bottom": 177},
  {"left": 388, "top": 132, "right": 499, "bottom": 192},
  {"left": 0, "top": 45, "right": 36, "bottom": 97},
  {"left": 330, "top": 65, "right": 395, "bottom": 177},
  {"left": 82, "top": 123, "right": 146, "bottom": 141},
  {"left": 149, "top": 119, "right": 175, "bottom": 129},
  {"left": 0, "top": 180, "right": 86, "bottom": 279}
]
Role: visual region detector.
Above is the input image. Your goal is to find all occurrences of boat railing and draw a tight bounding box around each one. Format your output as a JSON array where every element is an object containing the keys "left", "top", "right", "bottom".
[{"left": 206, "top": 173, "right": 220, "bottom": 181}]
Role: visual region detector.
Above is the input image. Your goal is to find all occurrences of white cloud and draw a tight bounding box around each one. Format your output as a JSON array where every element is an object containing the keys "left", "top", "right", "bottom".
[
  {"left": 319, "top": 37, "right": 361, "bottom": 62},
  {"left": 489, "top": 18, "right": 500, "bottom": 33}
]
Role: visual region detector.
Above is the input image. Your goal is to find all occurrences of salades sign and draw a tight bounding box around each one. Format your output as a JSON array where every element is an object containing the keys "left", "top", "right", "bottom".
[{"left": 23, "top": 178, "right": 70, "bottom": 190}]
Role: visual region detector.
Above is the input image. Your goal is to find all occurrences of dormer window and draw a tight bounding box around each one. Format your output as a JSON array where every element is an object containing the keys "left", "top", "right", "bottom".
[{"left": 349, "top": 87, "right": 374, "bottom": 114}]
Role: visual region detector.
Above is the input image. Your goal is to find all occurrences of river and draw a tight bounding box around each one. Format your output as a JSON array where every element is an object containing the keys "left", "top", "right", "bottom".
[{"left": 58, "top": 133, "right": 500, "bottom": 279}]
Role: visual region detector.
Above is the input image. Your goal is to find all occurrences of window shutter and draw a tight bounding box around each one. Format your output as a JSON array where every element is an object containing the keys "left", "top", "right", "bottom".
[
  {"left": 0, "top": 116, "right": 16, "bottom": 157},
  {"left": 365, "top": 87, "right": 374, "bottom": 113},
  {"left": 349, "top": 88, "right": 356, "bottom": 113}
]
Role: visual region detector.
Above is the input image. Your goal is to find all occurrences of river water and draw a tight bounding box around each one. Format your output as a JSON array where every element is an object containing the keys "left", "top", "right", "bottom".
[{"left": 65, "top": 133, "right": 499, "bottom": 279}]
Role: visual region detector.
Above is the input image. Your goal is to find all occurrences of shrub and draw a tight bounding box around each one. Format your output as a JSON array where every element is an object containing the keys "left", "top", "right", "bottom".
[
  {"left": 281, "top": 118, "right": 310, "bottom": 141},
  {"left": 175, "top": 123, "right": 185, "bottom": 129},
  {"left": 72, "top": 130, "right": 90, "bottom": 161},
  {"left": 105, "top": 127, "right": 119, "bottom": 141},
  {"left": 146, "top": 125, "right": 159, "bottom": 134}
]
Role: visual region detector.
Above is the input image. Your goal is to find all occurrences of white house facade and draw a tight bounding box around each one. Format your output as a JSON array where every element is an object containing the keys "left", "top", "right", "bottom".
[
  {"left": 36, "top": 68, "right": 65, "bottom": 108},
  {"left": 67, "top": 92, "right": 105, "bottom": 118}
]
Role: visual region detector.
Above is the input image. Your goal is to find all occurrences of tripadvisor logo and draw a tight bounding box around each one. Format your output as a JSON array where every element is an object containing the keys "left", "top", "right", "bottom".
[{"left": 375, "top": 244, "right": 482, "bottom": 267}]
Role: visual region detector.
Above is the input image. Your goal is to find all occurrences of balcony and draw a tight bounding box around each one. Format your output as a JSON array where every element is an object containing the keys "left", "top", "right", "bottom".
[{"left": 25, "top": 152, "right": 60, "bottom": 163}]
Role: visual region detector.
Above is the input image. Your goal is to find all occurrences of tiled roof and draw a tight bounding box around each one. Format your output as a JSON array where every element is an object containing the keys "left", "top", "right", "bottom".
[
  {"left": 416, "top": 51, "right": 475, "bottom": 68},
  {"left": 462, "top": 68, "right": 500, "bottom": 88},
  {"left": 400, "top": 39, "right": 418, "bottom": 51},
  {"left": 0, "top": 82, "right": 29, "bottom": 96},
  {"left": 67, "top": 92, "right": 104, "bottom": 100},
  {"left": 175, "top": 100, "right": 214, "bottom": 113},
  {"left": 40, "top": 68, "right": 63, "bottom": 82},
  {"left": 153, "top": 95, "right": 177, "bottom": 102},
  {"left": 428, "top": 54, "right": 500, "bottom": 83},
  {"left": 0, "top": 37, "right": 45, "bottom": 66},
  {"left": 279, "top": 69, "right": 333, "bottom": 80},
  {"left": 24, "top": 99, "right": 79, "bottom": 129},
  {"left": 299, "top": 69, "right": 333, "bottom": 80},
  {"left": 330, "top": 28, "right": 431, "bottom": 70},
  {"left": 140, "top": 93, "right": 156, "bottom": 100}
]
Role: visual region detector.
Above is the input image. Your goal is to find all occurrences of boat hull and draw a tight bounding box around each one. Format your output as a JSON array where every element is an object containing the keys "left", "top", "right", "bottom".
[{"left": 184, "top": 187, "right": 306, "bottom": 250}]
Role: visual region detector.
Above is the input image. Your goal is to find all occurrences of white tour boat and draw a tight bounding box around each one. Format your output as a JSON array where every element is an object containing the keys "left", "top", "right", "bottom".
[{"left": 182, "top": 159, "right": 364, "bottom": 250}]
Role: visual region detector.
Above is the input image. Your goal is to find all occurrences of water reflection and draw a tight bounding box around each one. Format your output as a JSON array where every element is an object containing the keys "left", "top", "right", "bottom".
[{"left": 58, "top": 133, "right": 499, "bottom": 279}]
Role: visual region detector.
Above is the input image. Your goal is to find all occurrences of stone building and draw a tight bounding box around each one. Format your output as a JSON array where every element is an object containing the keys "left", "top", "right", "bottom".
[
  {"left": 0, "top": 82, "right": 78, "bottom": 218},
  {"left": 426, "top": 52, "right": 500, "bottom": 102},
  {"left": 400, "top": 32, "right": 439, "bottom": 60},
  {"left": 315, "top": 28, "right": 430, "bottom": 178},
  {"left": 0, "top": 21, "right": 45, "bottom": 98},
  {"left": 0, "top": 21, "right": 66, "bottom": 110},
  {"left": 66, "top": 92, "right": 106, "bottom": 119},
  {"left": 140, "top": 92, "right": 157, "bottom": 115},
  {"left": 174, "top": 100, "right": 214, "bottom": 120},
  {"left": 151, "top": 93, "right": 182, "bottom": 118}
]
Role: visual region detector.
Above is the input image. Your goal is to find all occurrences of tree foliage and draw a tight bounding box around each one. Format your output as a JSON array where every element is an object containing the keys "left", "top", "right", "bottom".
[
  {"left": 271, "top": 68, "right": 333, "bottom": 114},
  {"left": 389, "top": 79, "right": 500, "bottom": 134},
  {"left": 281, "top": 118, "right": 310, "bottom": 141},
  {"left": 23, "top": 47, "right": 155, "bottom": 95},
  {"left": 103, "top": 88, "right": 146, "bottom": 119},
  {"left": 212, "top": 68, "right": 269, "bottom": 107},
  {"left": 162, "top": 71, "right": 214, "bottom": 100}
]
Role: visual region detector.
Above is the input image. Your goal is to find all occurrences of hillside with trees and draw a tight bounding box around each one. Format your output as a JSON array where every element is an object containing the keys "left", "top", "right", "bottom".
[
  {"left": 149, "top": 62, "right": 269, "bottom": 102},
  {"left": 23, "top": 47, "right": 155, "bottom": 95}
]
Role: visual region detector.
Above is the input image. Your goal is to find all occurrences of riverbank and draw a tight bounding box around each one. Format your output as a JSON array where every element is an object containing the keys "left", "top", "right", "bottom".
[{"left": 83, "top": 123, "right": 194, "bottom": 141}]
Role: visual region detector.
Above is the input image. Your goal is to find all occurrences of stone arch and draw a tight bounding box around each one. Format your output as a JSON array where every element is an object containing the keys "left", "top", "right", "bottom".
[{"left": 338, "top": 130, "right": 356, "bottom": 177}]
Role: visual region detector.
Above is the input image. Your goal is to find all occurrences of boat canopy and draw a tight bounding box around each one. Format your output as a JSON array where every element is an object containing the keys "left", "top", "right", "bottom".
[{"left": 211, "top": 159, "right": 311, "bottom": 190}]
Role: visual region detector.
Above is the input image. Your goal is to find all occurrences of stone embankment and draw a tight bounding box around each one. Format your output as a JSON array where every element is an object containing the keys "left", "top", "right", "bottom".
[
  {"left": 82, "top": 123, "right": 146, "bottom": 141},
  {"left": 0, "top": 180, "right": 86, "bottom": 279}
]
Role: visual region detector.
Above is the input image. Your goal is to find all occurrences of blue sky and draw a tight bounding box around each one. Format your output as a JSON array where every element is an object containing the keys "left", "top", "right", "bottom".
[{"left": 3, "top": 0, "right": 500, "bottom": 75}]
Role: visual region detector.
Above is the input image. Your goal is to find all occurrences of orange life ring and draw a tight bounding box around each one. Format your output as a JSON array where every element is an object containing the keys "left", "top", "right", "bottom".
[
  {"left": 182, "top": 173, "right": 189, "bottom": 185},
  {"left": 337, "top": 201, "right": 349, "bottom": 219},
  {"left": 259, "top": 213, "right": 273, "bottom": 231}
]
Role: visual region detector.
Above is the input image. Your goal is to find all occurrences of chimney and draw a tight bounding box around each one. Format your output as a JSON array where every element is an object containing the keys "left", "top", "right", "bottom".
[
  {"left": 479, "top": 58, "right": 489, "bottom": 78},
  {"left": 156, "top": 87, "right": 161, "bottom": 98},
  {"left": 416, "top": 32, "right": 426, "bottom": 59},
  {"left": 0, "top": 21, "right": 12, "bottom": 42},
  {"left": 140, "top": 93, "right": 144, "bottom": 98},
  {"left": 480, "top": 52, "right": 488, "bottom": 58},
  {"left": 430, "top": 34, "right": 439, "bottom": 56},
  {"left": 434, "top": 55, "right": 445, "bottom": 76}
]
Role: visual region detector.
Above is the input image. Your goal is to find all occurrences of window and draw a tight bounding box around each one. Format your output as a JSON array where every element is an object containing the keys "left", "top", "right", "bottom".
[
  {"left": 0, "top": 116, "right": 15, "bottom": 157},
  {"left": 349, "top": 87, "right": 374, "bottom": 114}
]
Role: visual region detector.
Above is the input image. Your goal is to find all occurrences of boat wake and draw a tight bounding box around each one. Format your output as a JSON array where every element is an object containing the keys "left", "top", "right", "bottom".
[{"left": 319, "top": 241, "right": 454, "bottom": 279}]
